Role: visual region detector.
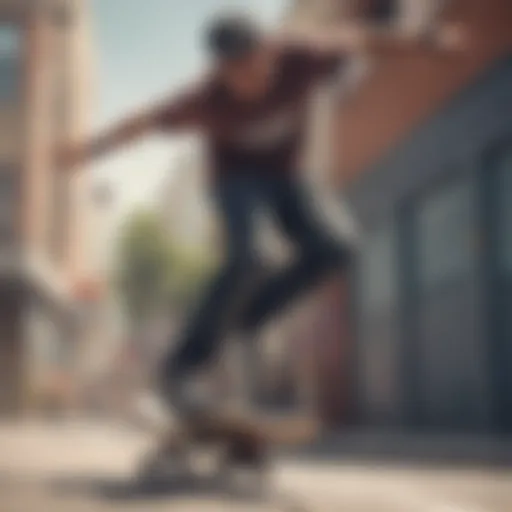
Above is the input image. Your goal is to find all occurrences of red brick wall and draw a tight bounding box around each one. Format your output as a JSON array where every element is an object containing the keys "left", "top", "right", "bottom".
[
  {"left": 293, "top": 277, "right": 353, "bottom": 426},
  {"left": 333, "top": 0, "right": 512, "bottom": 185},
  {"left": 315, "top": 278, "right": 353, "bottom": 425}
]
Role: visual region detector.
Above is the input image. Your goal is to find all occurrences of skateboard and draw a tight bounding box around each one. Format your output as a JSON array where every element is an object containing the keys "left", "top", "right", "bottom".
[{"left": 137, "top": 408, "right": 320, "bottom": 499}]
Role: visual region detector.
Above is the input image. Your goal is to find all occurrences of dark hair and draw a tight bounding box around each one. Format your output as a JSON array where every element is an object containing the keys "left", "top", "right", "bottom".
[{"left": 204, "top": 12, "right": 262, "bottom": 60}]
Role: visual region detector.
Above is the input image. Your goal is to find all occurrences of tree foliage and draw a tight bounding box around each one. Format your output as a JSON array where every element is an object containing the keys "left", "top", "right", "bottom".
[
  {"left": 114, "top": 209, "right": 214, "bottom": 327},
  {"left": 115, "top": 210, "right": 170, "bottom": 325}
]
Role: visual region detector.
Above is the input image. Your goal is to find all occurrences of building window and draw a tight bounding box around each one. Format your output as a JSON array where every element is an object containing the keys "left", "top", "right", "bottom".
[
  {"left": 417, "top": 179, "right": 475, "bottom": 291},
  {"left": 495, "top": 148, "right": 512, "bottom": 276},
  {"left": 359, "top": 222, "right": 398, "bottom": 318},
  {"left": 0, "top": 25, "right": 21, "bottom": 101}
]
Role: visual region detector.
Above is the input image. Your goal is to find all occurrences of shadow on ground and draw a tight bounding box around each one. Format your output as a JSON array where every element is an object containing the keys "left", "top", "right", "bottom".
[
  {"left": 0, "top": 471, "right": 308, "bottom": 511},
  {"left": 47, "top": 467, "right": 286, "bottom": 508},
  {"left": 284, "top": 431, "right": 512, "bottom": 470}
]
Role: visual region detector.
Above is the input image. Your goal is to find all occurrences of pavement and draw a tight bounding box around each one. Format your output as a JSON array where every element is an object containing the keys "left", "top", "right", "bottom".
[
  {"left": 288, "top": 429, "right": 512, "bottom": 467},
  {"left": 0, "top": 419, "right": 511, "bottom": 512}
]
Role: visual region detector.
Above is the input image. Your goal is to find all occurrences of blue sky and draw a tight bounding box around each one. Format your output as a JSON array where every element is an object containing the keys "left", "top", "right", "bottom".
[{"left": 89, "top": 0, "right": 287, "bottom": 220}]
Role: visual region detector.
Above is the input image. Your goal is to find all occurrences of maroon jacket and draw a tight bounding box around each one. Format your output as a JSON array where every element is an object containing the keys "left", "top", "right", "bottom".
[{"left": 156, "top": 42, "right": 344, "bottom": 179}]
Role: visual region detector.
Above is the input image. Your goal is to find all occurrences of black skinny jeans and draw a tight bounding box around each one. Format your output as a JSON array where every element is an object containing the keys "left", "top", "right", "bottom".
[{"left": 161, "top": 172, "right": 354, "bottom": 386}]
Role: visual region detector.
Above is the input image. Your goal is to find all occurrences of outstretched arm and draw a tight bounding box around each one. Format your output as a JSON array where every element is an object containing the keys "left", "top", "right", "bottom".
[
  {"left": 57, "top": 85, "right": 204, "bottom": 171},
  {"left": 277, "top": 22, "right": 467, "bottom": 59}
]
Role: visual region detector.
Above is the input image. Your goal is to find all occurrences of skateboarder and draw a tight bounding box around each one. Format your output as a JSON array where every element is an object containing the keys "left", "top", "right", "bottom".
[{"left": 59, "top": 12, "right": 465, "bottom": 417}]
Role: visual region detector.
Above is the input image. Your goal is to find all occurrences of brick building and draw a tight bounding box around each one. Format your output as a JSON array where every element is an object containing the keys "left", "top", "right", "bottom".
[
  {"left": 288, "top": 0, "right": 512, "bottom": 432},
  {"left": 0, "top": 0, "right": 99, "bottom": 415}
]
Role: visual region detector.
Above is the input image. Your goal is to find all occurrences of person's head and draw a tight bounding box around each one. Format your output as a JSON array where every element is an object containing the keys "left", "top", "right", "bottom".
[{"left": 204, "top": 12, "right": 275, "bottom": 100}]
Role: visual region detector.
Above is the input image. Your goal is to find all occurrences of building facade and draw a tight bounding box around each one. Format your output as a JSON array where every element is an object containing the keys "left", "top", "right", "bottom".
[
  {"left": 283, "top": 0, "right": 512, "bottom": 432},
  {"left": 324, "top": 0, "right": 512, "bottom": 432},
  {"left": 0, "top": 0, "right": 97, "bottom": 415}
]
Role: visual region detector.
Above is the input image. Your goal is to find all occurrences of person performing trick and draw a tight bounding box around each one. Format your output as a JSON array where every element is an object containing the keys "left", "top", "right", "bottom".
[{"left": 60, "top": 11, "right": 465, "bottom": 421}]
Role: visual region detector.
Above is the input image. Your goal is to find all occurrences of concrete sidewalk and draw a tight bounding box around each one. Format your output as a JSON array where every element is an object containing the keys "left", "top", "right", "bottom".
[
  {"left": 0, "top": 418, "right": 149, "bottom": 477},
  {"left": 2, "top": 419, "right": 511, "bottom": 470},
  {"left": 0, "top": 419, "right": 511, "bottom": 512}
]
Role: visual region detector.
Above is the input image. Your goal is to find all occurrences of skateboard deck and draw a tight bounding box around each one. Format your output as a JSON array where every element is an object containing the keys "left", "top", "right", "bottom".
[
  {"left": 186, "top": 409, "right": 320, "bottom": 444},
  {"left": 156, "top": 409, "right": 320, "bottom": 449},
  {"left": 136, "top": 411, "right": 316, "bottom": 511},
  {"left": 139, "top": 409, "right": 320, "bottom": 479}
]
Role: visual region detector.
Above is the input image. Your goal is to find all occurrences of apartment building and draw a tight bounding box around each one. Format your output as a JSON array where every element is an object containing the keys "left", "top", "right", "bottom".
[{"left": 0, "top": 0, "right": 98, "bottom": 414}]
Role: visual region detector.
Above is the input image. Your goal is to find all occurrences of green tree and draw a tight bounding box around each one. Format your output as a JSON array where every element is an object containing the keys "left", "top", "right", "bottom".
[
  {"left": 115, "top": 210, "right": 171, "bottom": 328},
  {"left": 166, "top": 242, "right": 217, "bottom": 309},
  {"left": 115, "top": 209, "right": 216, "bottom": 329}
]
